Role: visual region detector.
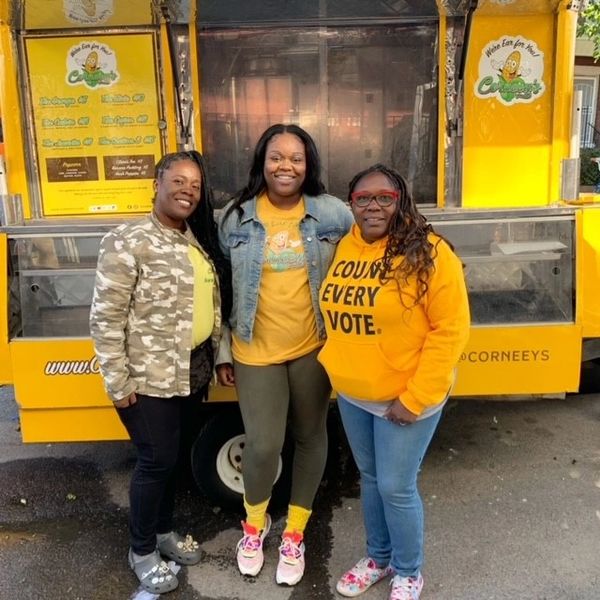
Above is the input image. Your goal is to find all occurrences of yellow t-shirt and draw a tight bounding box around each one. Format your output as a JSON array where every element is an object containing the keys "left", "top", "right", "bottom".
[
  {"left": 188, "top": 245, "right": 215, "bottom": 348},
  {"left": 232, "top": 194, "right": 320, "bottom": 365}
]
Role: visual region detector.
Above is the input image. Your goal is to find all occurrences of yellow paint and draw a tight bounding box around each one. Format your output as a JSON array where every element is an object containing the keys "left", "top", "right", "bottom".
[
  {"left": 578, "top": 206, "right": 600, "bottom": 338},
  {"left": 26, "top": 34, "right": 161, "bottom": 216},
  {"left": 549, "top": 6, "right": 577, "bottom": 204},
  {"left": 9, "top": 337, "right": 242, "bottom": 441},
  {"left": 24, "top": 0, "right": 154, "bottom": 30},
  {"left": 453, "top": 325, "right": 582, "bottom": 395},
  {"left": 0, "top": 23, "right": 31, "bottom": 212},
  {"left": 0, "top": 233, "right": 12, "bottom": 383},
  {"left": 463, "top": 14, "right": 555, "bottom": 208},
  {"left": 475, "top": 0, "right": 562, "bottom": 15},
  {"left": 11, "top": 339, "right": 110, "bottom": 409},
  {"left": 20, "top": 408, "right": 127, "bottom": 442}
]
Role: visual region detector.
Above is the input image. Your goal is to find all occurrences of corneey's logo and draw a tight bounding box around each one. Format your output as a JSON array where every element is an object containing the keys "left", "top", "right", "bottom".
[
  {"left": 63, "top": 0, "right": 114, "bottom": 26},
  {"left": 460, "top": 349, "right": 550, "bottom": 364},
  {"left": 475, "top": 36, "right": 544, "bottom": 105},
  {"left": 44, "top": 356, "right": 100, "bottom": 376},
  {"left": 66, "top": 41, "right": 119, "bottom": 89}
]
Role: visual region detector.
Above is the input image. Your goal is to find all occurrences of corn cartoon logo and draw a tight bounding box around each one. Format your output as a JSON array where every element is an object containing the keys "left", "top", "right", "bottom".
[
  {"left": 475, "top": 36, "right": 545, "bottom": 105},
  {"left": 63, "top": 0, "right": 114, "bottom": 25},
  {"left": 66, "top": 41, "right": 119, "bottom": 89}
]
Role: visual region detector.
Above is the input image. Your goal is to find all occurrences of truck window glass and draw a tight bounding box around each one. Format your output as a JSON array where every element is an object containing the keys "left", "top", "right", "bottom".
[{"left": 198, "top": 24, "right": 438, "bottom": 205}]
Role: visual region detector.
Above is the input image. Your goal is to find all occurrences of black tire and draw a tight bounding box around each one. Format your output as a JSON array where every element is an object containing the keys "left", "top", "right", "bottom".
[
  {"left": 190, "top": 406, "right": 293, "bottom": 511},
  {"left": 579, "top": 359, "right": 600, "bottom": 394}
]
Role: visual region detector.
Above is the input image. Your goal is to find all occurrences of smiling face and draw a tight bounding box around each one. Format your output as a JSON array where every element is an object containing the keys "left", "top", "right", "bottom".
[
  {"left": 153, "top": 159, "right": 201, "bottom": 231},
  {"left": 350, "top": 171, "right": 399, "bottom": 243},
  {"left": 263, "top": 132, "right": 307, "bottom": 207}
]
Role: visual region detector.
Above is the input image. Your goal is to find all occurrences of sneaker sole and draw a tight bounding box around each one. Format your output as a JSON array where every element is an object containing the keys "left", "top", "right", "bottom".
[
  {"left": 336, "top": 583, "right": 367, "bottom": 597},
  {"left": 239, "top": 561, "right": 264, "bottom": 577},
  {"left": 276, "top": 571, "right": 304, "bottom": 586},
  {"left": 276, "top": 538, "right": 305, "bottom": 586}
]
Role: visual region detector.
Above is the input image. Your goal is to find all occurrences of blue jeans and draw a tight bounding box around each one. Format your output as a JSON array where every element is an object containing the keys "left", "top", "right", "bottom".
[{"left": 337, "top": 396, "right": 442, "bottom": 576}]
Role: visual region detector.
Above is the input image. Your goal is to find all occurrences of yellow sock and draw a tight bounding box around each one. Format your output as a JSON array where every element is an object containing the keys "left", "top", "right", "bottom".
[
  {"left": 284, "top": 504, "right": 312, "bottom": 537},
  {"left": 243, "top": 497, "right": 270, "bottom": 531}
]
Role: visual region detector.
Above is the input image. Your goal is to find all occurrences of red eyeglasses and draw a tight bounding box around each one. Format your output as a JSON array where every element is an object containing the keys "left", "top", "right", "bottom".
[{"left": 350, "top": 190, "right": 399, "bottom": 208}]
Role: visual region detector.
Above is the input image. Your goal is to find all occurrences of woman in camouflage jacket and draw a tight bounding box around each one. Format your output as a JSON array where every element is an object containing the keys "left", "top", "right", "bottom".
[{"left": 90, "top": 151, "right": 231, "bottom": 594}]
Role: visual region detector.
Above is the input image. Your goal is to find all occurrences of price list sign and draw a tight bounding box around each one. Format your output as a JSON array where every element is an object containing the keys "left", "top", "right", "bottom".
[{"left": 25, "top": 33, "right": 162, "bottom": 216}]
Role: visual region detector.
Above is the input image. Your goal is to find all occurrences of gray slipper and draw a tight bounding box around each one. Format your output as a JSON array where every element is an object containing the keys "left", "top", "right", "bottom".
[
  {"left": 157, "top": 532, "right": 202, "bottom": 566},
  {"left": 128, "top": 549, "right": 179, "bottom": 594}
]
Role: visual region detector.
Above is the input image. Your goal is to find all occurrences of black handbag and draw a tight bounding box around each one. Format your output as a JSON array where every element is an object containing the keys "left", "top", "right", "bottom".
[{"left": 189, "top": 337, "right": 214, "bottom": 395}]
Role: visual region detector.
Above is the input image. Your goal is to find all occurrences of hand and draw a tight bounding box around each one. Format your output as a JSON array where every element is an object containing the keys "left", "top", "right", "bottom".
[
  {"left": 216, "top": 363, "right": 235, "bottom": 386},
  {"left": 384, "top": 398, "right": 417, "bottom": 426},
  {"left": 114, "top": 391, "right": 137, "bottom": 409}
]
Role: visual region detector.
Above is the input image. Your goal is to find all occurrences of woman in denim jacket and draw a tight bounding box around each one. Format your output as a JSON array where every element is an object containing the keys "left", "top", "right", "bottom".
[{"left": 217, "top": 124, "right": 353, "bottom": 586}]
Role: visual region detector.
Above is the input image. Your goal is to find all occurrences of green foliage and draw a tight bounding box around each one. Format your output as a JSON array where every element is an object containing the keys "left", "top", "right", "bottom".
[
  {"left": 579, "top": 147, "right": 600, "bottom": 186},
  {"left": 579, "top": 0, "right": 600, "bottom": 61}
]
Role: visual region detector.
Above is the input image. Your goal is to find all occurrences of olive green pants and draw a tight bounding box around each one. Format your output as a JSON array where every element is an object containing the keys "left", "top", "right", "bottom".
[{"left": 234, "top": 347, "right": 331, "bottom": 508}]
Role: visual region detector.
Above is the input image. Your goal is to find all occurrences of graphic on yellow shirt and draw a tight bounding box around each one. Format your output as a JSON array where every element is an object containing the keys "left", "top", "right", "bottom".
[
  {"left": 265, "top": 227, "right": 304, "bottom": 272},
  {"left": 320, "top": 257, "right": 384, "bottom": 336}
]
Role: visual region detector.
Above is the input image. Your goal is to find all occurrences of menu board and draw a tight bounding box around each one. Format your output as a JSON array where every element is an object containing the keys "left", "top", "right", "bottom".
[{"left": 26, "top": 34, "right": 162, "bottom": 216}]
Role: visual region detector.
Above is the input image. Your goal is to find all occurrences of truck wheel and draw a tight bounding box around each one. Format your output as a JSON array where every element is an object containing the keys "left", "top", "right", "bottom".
[
  {"left": 191, "top": 407, "right": 292, "bottom": 511},
  {"left": 579, "top": 359, "right": 600, "bottom": 394}
]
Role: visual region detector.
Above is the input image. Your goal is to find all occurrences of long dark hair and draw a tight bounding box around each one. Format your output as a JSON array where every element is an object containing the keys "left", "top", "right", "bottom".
[
  {"left": 348, "top": 163, "right": 446, "bottom": 306},
  {"left": 155, "top": 151, "right": 232, "bottom": 321},
  {"left": 223, "top": 123, "right": 326, "bottom": 223}
]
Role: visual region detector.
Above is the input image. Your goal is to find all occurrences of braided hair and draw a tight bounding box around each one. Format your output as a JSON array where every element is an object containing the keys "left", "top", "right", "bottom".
[{"left": 155, "top": 151, "right": 232, "bottom": 321}]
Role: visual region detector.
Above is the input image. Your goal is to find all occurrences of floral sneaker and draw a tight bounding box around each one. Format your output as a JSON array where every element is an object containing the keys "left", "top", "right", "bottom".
[
  {"left": 236, "top": 514, "right": 272, "bottom": 576},
  {"left": 275, "top": 531, "right": 305, "bottom": 586},
  {"left": 336, "top": 557, "right": 394, "bottom": 597},
  {"left": 389, "top": 573, "right": 424, "bottom": 600}
]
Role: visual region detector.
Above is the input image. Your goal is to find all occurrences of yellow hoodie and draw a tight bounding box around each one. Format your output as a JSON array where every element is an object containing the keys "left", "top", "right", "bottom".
[{"left": 318, "top": 224, "right": 470, "bottom": 415}]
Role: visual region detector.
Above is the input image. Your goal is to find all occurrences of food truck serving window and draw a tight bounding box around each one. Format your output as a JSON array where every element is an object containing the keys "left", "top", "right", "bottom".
[{"left": 198, "top": 21, "right": 438, "bottom": 204}]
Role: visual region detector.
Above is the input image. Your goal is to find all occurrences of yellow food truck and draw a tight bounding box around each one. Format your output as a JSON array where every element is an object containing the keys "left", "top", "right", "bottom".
[{"left": 1, "top": 0, "right": 599, "bottom": 507}]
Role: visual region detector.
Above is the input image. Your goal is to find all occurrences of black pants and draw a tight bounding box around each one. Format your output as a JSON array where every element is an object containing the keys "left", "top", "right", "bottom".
[{"left": 117, "top": 393, "right": 195, "bottom": 555}]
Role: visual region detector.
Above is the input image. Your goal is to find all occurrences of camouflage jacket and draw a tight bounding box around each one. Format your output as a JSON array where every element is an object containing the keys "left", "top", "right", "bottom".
[{"left": 89, "top": 213, "right": 222, "bottom": 402}]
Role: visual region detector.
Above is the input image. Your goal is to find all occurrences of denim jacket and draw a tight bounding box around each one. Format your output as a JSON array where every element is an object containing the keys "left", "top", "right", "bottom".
[{"left": 218, "top": 193, "right": 353, "bottom": 344}]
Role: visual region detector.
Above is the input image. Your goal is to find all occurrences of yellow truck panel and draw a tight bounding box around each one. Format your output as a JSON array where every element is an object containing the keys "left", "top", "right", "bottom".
[
  {"left": 463, "top": 14, "right": 555, "bottom": 208},
  {"left": 579, "top": 206, "right": 600, "bottom": 338},
  {"left": 453, "top": 324, "right": 582, "bottom": 396}
]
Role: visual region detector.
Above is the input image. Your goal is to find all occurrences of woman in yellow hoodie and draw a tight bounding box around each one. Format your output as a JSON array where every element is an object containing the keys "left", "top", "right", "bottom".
[{"left": 318, "top": 164, "right": 470, "bottom": 600}]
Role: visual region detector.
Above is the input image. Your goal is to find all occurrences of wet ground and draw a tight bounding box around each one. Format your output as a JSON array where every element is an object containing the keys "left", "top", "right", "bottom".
[{"left": 1, "top": 385, "right": 600, "bottom": 599}]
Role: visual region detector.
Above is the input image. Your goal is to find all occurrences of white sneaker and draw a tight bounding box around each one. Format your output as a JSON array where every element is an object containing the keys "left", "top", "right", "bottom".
[
  {"left": 275, "top": 532, "right": 305, "bottom": 586},
  {"left": 235, "top": 514, "right": 272, "bottom": 576}
]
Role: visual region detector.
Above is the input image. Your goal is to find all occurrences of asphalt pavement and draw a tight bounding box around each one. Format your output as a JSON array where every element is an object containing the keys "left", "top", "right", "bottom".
[{"left": 1, "top": 384, "right": 599, "bottom": 600}]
